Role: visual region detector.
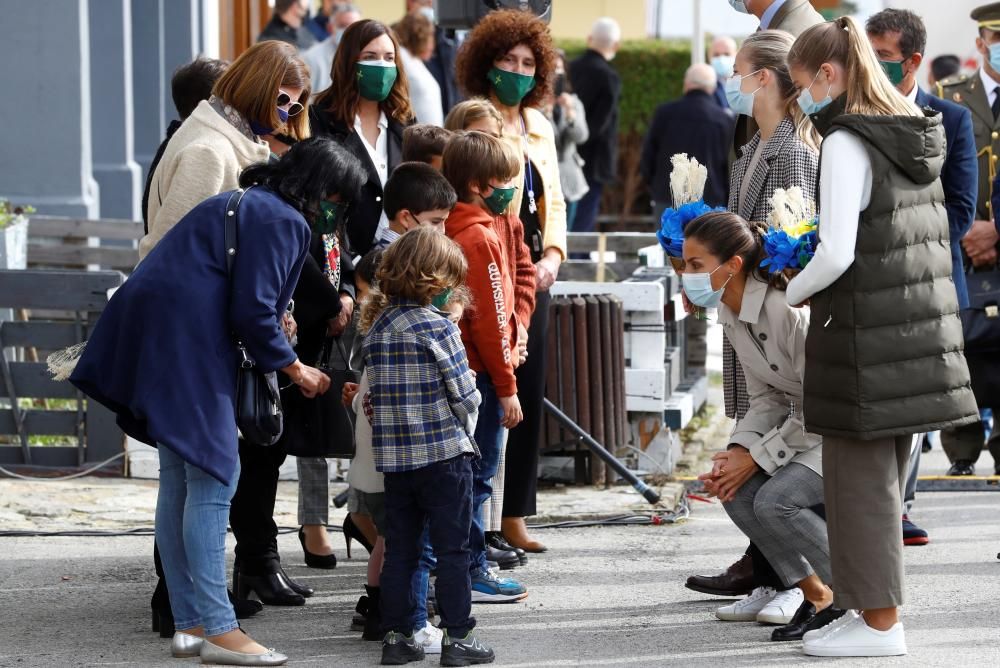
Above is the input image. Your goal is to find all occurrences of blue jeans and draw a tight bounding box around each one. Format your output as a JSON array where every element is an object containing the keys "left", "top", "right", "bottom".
[
  {"left": 156, "top": 445, "right": 240, "bottom": 636},
  {"left": 565, "top": 199, "right": 580, "bottom": 231},
  {"left": 411, "top": 527, "right": 435, "bottom": 630},
  {"left": 469, "top": 374, "right": 504, "bottom": 574},
  {"left": 382, "top": 455, "right": 475, "bottom": 637},
  {"left": 572, "top": 179, "right": 604, "bottom": 233}
]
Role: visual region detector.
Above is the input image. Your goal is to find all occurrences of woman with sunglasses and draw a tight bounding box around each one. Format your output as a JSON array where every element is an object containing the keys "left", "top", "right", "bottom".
[
  {"left": 142, "top": 40, "right": 310, "bottom": 259},
  {"left": 454, "top": 9, "right": 567, "bottom": 557},
  {"left": 310, "top": 19, "right": 415, "bottom": 256}
]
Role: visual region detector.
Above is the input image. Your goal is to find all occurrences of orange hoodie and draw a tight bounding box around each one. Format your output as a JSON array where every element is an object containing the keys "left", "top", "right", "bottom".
[
  {"left": 446, "top": 201, "right": 517, "bottom": 398},
  {"left": 494, "top": 213, "right": 536, "bottom": 331}
]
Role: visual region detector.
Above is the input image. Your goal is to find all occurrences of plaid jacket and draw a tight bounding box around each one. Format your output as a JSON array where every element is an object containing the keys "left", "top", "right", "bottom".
[
  {"left": 725, "top": 116, "right": 818, "bottom": 419},
  {"left": 362, "top": 301, "right": 481, "bottom": 473}
]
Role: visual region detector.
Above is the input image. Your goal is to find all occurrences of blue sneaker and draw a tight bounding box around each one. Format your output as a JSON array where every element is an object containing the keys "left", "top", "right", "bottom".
[{"left": 471, "top": 568, "right": 527, "bottom": 603}]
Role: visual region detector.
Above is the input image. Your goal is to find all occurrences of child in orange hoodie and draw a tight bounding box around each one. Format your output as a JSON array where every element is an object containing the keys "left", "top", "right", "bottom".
[{"left": 441, "top": 131, "right": 530, "bottom": 603}]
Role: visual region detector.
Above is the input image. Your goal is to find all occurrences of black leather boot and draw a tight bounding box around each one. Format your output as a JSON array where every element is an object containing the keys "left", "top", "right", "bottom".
[{"left": 362, "top": 585, "right": 382, "bottom": 641}]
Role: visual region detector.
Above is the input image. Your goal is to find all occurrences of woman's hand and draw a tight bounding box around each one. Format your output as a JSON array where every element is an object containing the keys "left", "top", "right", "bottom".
[
  {"left": 557, "top": 93, "right": 575, "bottom": 120},
  {"left": 499, "top": 394, "right": 523, "bottom": 429},
  {"left": 342, "top": 381, "right": 359, "bottom": 408},
  {"left": 516, "top": 323, "right": 529, "bottom": 367},
  {"left": 282, "top": 360, "right": 331, "bottom": 398},
  {"left": 535, "top": 249, "right": 562, "bottom": 292},
  {"left": 713, "top": 445, "right": 760, "bottom": 503},
  {"left": 327, "top": 294, "right": 355, "bottom": 337}
]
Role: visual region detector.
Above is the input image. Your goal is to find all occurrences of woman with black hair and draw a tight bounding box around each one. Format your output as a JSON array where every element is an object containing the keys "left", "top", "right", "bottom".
[{"left": 69, "top": 137, "right": 363, "bottom": 666}]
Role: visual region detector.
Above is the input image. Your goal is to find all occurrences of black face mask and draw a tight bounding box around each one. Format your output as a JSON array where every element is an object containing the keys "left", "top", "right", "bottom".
[{"left": 554, "top": 74, "right": 566, "bottom": 97}]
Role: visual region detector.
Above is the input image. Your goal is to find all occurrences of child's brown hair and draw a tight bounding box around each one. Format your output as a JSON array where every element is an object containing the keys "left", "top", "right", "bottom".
[
  {"left": 441, "top": 131, "right": 520, "bottom": 203},
  {"left": 402, "top": 124, "right": 453, "bottom": 164},
  {"left": 360, "top": 226, "right": 468, "bottom": 331},
  {"left": 444, "top": 98, "right": 503, "bottom": 136}
]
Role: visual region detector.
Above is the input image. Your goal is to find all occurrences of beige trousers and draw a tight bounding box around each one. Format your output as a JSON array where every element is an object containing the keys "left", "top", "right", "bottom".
[{"left": 822, "top": 434, "right": 913, "bottom": 610}]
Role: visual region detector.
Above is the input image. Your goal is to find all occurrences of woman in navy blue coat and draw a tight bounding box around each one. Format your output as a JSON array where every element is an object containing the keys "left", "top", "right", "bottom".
[{"left": 70, "top": 137, "right": 364, "bottom": 666}]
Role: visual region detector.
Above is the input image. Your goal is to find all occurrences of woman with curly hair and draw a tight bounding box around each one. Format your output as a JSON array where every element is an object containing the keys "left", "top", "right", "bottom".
[
  {"left": 311, "top": 19, "right": 415, "bottom": 256},
  {"left": 455, "top": 9, "right": 567, "bottom": 556}
]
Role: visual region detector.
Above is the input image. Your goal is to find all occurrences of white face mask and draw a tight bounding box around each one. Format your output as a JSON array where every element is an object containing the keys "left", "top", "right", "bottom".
[
  {"left": 711, "top": 55, "right": 735, "bottom": 79},
  {"left": 682, "top": 264, "right": 733, "bottom": 309},
  {"left": 419, "top": 6, "right": 436, "bottom": 24}
]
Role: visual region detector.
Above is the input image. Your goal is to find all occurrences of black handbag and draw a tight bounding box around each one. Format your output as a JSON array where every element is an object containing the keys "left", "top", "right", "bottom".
[
  {"left": 282, "top": 337, "right": 359, "bottom": 458},
  {"left": 960, "top": 269, "right": 1000, "bottom": 404},
  {"left": 225, "top": 187, "right": 284, "bottom": 446}
]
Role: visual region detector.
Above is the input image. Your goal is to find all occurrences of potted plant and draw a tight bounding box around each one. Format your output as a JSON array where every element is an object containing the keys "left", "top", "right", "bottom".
[{"left": 0, "top": 199, "right": 33, "bottom": 270}]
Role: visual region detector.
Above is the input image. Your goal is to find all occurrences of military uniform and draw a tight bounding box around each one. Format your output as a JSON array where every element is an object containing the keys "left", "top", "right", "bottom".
[
  {"left": 938, "top": 2, "right": 1000, "bottom": 220},
  {"left": 935, "top": 2, "right": 1000, "bottom": 474}
]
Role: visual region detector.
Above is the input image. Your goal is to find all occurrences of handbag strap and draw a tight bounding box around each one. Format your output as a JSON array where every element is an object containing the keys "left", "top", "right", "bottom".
[{"left": 224, "top": 187, "right": 254, "bottom": 276}]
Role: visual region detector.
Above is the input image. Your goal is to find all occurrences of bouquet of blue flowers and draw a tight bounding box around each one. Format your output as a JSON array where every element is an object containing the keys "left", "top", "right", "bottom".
[
  {"left": 759, "top": 187, "right": 818, "bottom": 277},
  {"left": 656, "top": 154, "right": 725, "bottom": 270}
]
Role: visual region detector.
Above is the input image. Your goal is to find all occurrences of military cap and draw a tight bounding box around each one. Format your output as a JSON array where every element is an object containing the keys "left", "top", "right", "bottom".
[{"left": 973, "top": 2, "right": 1000, "bottom": 31}]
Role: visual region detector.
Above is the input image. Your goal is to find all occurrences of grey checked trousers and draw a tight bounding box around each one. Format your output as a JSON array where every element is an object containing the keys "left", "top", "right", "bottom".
[{"left": 723, "top": 462, "right": 831, "bottom": 587}]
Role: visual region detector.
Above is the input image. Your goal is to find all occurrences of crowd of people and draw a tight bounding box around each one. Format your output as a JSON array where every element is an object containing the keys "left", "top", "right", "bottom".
[{"left": 60, "top": 0, "right": 1000, "bottom": 664}]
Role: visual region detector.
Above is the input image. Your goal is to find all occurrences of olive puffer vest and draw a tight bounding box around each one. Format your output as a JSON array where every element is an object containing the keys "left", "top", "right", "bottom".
[{"left": 803, "top": 109, "right": 978, "bottom": 440}]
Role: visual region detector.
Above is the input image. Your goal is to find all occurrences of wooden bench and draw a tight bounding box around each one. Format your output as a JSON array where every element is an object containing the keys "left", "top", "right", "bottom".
[{"left": 28, "top": 215, "right": 142, "bottom": 273}]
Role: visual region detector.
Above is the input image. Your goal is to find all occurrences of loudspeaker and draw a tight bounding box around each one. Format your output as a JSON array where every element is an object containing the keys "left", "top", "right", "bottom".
[{"left": 436, "top": 0, "right": 553, "bottom": 30}]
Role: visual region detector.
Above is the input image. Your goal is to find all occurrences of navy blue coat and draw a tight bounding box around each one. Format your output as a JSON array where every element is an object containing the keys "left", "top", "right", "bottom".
[
  {"left": 71, "top": 188, "right": 310, "bottom": 483},
  {"left": 917, "top": 88, "right": 977, "bottom": 308}
]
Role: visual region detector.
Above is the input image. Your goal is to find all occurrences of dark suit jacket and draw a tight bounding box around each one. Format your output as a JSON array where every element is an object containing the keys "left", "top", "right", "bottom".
[
  {"left": 309, "top": 107, "right": 407, "bottom": 256},
  {"left": 426, "top": 26, "right": 462, "bottom": 114},
  {"left": 916, "top": 89, "right": 977, "bottom": 308},
  {"left": 714, "top": 80, "right": 730, "bottom": 110},
  {"left": 640, "top": 90, "right": 735, "bottom": 207},
  {"left": 569, "top": 49, "right": 622, "bottom": 185}
]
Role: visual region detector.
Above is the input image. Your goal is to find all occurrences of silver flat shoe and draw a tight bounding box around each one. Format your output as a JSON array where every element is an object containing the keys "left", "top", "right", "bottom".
[
  {"left": 199, "top": 641, "right": 288, "bottom": 666},
  {"left": 171, "top": 631, "right": 204, "bottom": 658}
]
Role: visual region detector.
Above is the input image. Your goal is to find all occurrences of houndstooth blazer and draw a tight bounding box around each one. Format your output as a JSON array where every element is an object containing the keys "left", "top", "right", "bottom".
[{"left": 723, "top": 116, "right": 819, "bottom": 420}]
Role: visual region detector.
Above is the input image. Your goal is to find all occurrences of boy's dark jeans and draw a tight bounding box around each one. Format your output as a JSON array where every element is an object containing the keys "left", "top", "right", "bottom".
[{"left": 382, "top": 455, "right": 476, "bottom": 637}]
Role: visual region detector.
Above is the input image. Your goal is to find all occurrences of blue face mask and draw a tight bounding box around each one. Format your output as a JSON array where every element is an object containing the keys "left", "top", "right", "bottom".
[
  {"left": 989, "top": 43, "right": 1000, "bottom": 72},
  {"left": 277, "top": 107, "right": 290, "bottom": 123},
  {"left": 797, "top": 68, "right": 833, "bottom": 116},
  {"left": 682, "top": 264, "right": 733, "bottom": 309},
  {"left": 728, "top": 0, "right": 749, "bottom": 13},
  {"left": 711, "top": 55, "right": 735, "bottom": 80},
  {"left": 724, "top": 69, "right": 762, "bottom": 118}
]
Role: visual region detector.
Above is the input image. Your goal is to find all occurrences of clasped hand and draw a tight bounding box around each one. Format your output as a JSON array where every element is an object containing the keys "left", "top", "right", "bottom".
[{"left": 698, "top": 445, "right": 759, "bottom": 503}]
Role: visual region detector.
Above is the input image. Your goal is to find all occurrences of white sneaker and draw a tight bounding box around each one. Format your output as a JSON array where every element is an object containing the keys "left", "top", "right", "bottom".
[
  {"left": 803, "top": 613, "right": 906, "bottom": 657},
  {"left": 715, "top": 587, "right": 776, "bottom": 621},
  {"left": 757, "top": 587, "right": 804, "bottom": 625},
  {"left": 413, "top": 622, "right": 443, "bottom": 655},
  {"left": 803, "top": 609, "right": 859, "bottom": 642}
]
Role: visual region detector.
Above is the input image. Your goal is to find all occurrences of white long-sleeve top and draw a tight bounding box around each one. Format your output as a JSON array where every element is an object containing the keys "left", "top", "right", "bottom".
[{"left": 785, "top": 130, "right": 872, "bottom": 307}]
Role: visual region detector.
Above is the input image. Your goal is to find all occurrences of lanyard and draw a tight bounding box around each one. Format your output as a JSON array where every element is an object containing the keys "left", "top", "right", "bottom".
[{"left": 520, "top": 116, "right": 537, "bottom": 215}]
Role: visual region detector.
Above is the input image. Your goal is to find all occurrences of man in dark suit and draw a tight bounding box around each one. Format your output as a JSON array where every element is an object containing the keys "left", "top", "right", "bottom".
[
  {"left": 641, "top": 64, "right": 736, "bottom": 217},
  {"left": 569, "top": 18, "right": 622, "bottom": 233},
  {"left": 867, "top": 9, "right": 979, "bottom": 542}
]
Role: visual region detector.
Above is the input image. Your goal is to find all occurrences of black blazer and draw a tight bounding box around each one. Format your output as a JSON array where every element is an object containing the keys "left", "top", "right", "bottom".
[
  {"left": 291, "top": 233, "right": 355, "bottom": 367},
  {"left": 569, "top": 49, "right": 622, "bottom": 185},
  {"left": 640, "top": 90, "right": 735, "bottom": 207},
  {"left": 309, "top": 106, "right": 407, "bottom": 255}
]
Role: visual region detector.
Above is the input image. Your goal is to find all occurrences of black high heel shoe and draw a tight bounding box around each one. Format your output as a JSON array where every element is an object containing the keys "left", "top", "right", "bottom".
[
  {"left": 298, "top": 527, "right": 338, "bottom": 569},
  {"left": 234, "top": 569, "right": 305, "bottom": 606},
  {"left": 150, "top": 578, "right": 175, "bottom": 638},
  {"left": 343, "top": 514, "right": 374, "bottom": 558}
]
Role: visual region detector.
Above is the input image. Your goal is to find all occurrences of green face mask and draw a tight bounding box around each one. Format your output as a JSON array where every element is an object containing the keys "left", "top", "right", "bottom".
[
  {"left": 356, "top": 61, "right": 398, "bottom": 102},
  {"left": 879, "top": 59, "right": 906, "bottom": 86},
  {"left": 482, "top": 184, "right": 517, "bottom": 215},
  {"left": 487, "top": 66, "right": 536, "bottom": 106},
  {"left": 314, "top": 200, "right": 346, "bottom": 234},
  {"left": 431, "top": 288, "right": 453, "bottom": 310}
]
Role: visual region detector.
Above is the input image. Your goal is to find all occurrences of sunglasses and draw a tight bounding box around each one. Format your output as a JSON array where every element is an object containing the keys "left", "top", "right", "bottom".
[{"left": 277, "top": 90, "right": 304, "bottom": 117}]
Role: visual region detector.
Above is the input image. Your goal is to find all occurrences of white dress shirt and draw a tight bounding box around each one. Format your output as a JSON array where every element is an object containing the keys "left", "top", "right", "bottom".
[{"left": 354, "top": 111, "right": 390, "bottom": 238}]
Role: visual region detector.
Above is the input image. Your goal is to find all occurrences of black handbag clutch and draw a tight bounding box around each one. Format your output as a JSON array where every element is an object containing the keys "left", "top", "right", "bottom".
[
  {"left": 283, "top": 336, "right": 358, "bottom": 458},
  {"left": 225, "top": 188, "right": 284, "bottom": 446},
  {"left": 960, "top": 269, "right": 1000, "bottom": 403}
]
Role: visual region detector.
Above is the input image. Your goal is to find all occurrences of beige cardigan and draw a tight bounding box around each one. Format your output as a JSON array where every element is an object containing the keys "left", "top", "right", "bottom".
[
  {"left": 140, "top": 100, "right": 271, "bottom": 260},
  {"left": 505, "top": 106, "right": 568, "bottom": 260}
]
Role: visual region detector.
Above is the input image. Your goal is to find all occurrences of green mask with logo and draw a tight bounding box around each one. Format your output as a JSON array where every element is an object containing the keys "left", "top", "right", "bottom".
[
  {"left": 879, "top": 59, "right": 906, "bottom": 86},
  {"left": 314, "top": 200, "right": 346, "bottom": 234},
  {"left": 487, "top": 66, "right": 536, "bottom": 106},
  {"left": 482, "top": 185, "right": 517, "bottom": 215},
  {"left": 356, "top": 61, "right": 398, "bottom": 102},
  {"left": 431, "top": 288, "right": 453, "bottom": 310}
]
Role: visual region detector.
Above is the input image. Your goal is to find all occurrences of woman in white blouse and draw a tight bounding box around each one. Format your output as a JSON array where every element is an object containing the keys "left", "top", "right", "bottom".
[{"left": 393, "top": 11, "right": 444, "bottom": 126}]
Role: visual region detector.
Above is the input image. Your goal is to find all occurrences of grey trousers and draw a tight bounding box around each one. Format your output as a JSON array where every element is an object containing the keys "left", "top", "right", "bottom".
[
  {"left": 823, "top": 434, "right": 912, "bottom": 610},
  {"left": 723, "top": 462, "right": 831, "bottom": 587},
  {"left": 297, "top": 457, "right": 329, "bottom": 525},
  {"left": 903, "top": 436, "right": 922, "bottom": 514}
]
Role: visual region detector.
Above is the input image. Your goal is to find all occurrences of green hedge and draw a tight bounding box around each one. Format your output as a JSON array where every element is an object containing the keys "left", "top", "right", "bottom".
[
  {"left": 559, "top": 39, "right": 691, "bottom": 137},
  {"left": 560, "top": 39, "right": 692, "bottom": 218}
]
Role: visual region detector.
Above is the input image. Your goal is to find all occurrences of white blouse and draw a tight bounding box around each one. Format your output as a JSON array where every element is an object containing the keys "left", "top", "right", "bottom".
[{"left": 354, "top": 111, "right": 390, "bottom": 238}]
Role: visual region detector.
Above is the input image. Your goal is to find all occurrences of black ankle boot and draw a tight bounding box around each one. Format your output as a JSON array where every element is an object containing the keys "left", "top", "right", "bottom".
[
  {"left": 363, "top": 585, "right": 382, "bottom": 641},
  {"left": 150, "top": 578, "right": 175, "bottom": 638},
  {"left": 234, "top": 569, "right": 306, "bottom": 606},
  {"left": 352, "top": 594, "right": 370, "bottom": 631},
  {"left": 228, "top": 589, "right": 263, "bottom": 619},
  {"left": 279, "top": 565, "right": 315, "bottom": 598}
]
